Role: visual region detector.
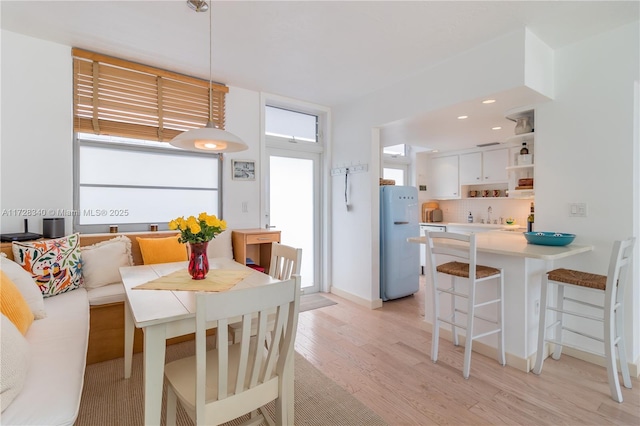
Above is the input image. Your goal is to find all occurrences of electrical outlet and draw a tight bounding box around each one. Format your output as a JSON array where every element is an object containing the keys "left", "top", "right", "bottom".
[
  {"left": 242, "top": 201, "right": 248, "bottom": 213},
  {"left": 535, "top": 299, "right": 540, "bottom": 315},
  {"left": 569, "top": 203, "right": 587, "bottom": 217}
]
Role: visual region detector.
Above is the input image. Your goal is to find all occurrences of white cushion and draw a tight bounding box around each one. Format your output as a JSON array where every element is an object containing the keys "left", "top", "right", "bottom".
[
  {"left": 81, "top": 236, "right": 133, "bottom": 289},
  {"left": 0, "top": 256, "right": 46, "bottom": 319},
  {"left": 206, "top": 229, "right": 234, "bottom": 259},
  {"left": 1, "top": 288, "right": 89, "bottom": 426},
  {"left": 87, "top": 282, "right": 126, "bottom": 306},
  {"left": 0, "top": 314, "right": 30, "bottom": 412}
]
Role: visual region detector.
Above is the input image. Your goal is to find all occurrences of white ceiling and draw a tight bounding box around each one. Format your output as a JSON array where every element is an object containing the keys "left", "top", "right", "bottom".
[{"left": 2, "top": 0, "right": 638, "bottom": 151}]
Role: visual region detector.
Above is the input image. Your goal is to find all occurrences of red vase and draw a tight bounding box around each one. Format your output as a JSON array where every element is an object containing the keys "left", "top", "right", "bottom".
[{"left": 188, "top": 242, "right": 209, "bottom": 280}]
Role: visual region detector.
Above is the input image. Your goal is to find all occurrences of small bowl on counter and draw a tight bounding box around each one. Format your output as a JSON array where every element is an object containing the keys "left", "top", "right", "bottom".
[{"left": 524, "top": 232, "right": 576, "bottom": 246}]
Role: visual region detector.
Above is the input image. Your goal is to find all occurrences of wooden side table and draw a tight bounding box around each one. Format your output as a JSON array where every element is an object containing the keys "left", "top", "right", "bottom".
[{"left": 231, "top": 229, "right": 281, "bottom": 272}]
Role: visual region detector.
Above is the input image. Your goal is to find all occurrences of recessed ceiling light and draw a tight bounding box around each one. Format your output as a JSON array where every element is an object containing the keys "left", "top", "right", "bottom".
[
  {"left": 457, "top": 115, "right": 468, "bottom": 120},
  {"left": 482, "top": 99, "right": 496, "bottom": 104},
  {"left": 492, "top": 126, "right": 502, "bottom": 130}
]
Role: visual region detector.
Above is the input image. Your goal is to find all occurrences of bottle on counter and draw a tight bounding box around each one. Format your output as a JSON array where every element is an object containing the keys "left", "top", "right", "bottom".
[
  {"left": 520, "top": 142, "right": 529, "bottom": 155},
  {"left": 527, "top": 202, "right": 535, "bottom": 232},
  {"left": 468, "top": 211, "right": 473, "bottom": 223}
]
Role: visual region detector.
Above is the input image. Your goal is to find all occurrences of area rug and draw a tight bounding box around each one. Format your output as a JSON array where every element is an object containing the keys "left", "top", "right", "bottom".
[
  {"left": 75, "top": 338, "right": 385, "bottom": 426},
  {"left": 299, "top": 293, "right": 337, "bottom": 313}
]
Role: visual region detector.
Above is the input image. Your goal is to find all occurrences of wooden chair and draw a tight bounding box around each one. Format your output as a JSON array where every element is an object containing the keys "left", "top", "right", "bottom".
[
  {"left": 230, "top": 242, "right": 301, "bottom": 344},
  {"left": 533, "top": 237, "right": 635, "bottom": 402},
  {"left": 425, "top": 231, "right": 505, "bottom": 379},
  {"left": 164, "top": 275, "right": 301, "bottom": 426}
]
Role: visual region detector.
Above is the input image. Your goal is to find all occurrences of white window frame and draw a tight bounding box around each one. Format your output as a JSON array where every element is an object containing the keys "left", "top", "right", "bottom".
[
  {"left": 73, "top": 134, "right": 222, "bottom": 234},
  {"left": 383, "top": 144, "right": 412, "bottom": 186}
]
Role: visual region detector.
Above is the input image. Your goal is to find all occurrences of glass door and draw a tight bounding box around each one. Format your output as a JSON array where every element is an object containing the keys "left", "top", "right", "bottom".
[{"left": 266, "top": 148, "right": 320, "bottom": 293}]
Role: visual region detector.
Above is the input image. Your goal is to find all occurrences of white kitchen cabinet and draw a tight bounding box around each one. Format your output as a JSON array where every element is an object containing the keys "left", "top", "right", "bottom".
[
  {"left": 459, "top": 152, "right": 482, "bottom": 184},
  {"left": 459, "top": 148, "right": 508, "bottom": 184},
  {"left": 428, "top": 154, "right": 459, "bottom": 199},
  {"left": 482, "top": 148, "right": 509, "bottom": 182}
]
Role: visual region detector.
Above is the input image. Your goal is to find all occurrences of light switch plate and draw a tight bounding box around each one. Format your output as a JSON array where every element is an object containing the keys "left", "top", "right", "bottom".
[{"left": 569, "top": 203, "right": 587, "bottom": 217}]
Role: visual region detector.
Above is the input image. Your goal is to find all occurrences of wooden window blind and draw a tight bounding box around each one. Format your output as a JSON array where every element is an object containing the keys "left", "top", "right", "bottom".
[{"left": 72, "top": 48, "right": 228, "bottom": 142}]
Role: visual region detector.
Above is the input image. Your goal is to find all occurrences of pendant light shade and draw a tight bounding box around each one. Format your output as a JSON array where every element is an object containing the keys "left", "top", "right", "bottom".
[
  {"left": 170, "top": 121, "right": 248, "bottom": 152},
  {"left": 170, "top": 0, "right": 247, "bottom": 153}
]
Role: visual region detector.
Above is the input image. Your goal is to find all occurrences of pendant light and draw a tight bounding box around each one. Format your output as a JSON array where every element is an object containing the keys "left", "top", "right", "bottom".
[{"left": 170, "top": 0, "right": 248, "bottom": 153}]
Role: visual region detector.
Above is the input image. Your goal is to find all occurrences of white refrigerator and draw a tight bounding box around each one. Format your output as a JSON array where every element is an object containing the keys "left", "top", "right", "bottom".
[{"left": 380, "top": 185, "right": 420, "bottom": 301}]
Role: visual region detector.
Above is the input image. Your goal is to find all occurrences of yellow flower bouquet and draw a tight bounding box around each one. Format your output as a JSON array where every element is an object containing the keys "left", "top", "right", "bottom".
[{"left": 168, "top": 212, "right": 227, "bottom": 244}]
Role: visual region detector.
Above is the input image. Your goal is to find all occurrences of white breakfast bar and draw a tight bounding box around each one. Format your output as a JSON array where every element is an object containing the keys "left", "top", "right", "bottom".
[{"left": 409, "top": 231, "right": 593, "bottom": 372}]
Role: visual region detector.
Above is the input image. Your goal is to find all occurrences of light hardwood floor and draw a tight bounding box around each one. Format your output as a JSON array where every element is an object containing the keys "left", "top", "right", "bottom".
[{"left": 294, "top": 278, "right": 640, "bottom": 425}]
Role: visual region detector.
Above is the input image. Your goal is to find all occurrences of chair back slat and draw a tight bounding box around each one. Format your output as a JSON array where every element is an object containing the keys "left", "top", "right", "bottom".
[
  {"left": 249, "top": 312, "right": 269, "bottom": 388},
  {"left": 234, "top": 313, "right": 252, "bottom": 392},
  {"left": 268, "top": 242, "right": 302, "bottom": 280}
]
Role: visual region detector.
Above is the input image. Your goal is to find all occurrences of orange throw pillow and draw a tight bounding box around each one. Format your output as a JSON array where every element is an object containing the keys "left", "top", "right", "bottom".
[
  {"left": 0, "top": 270, "right": 35, "bottom": 335},
  {"left": 137, "top": 236, "right": 188, "bottom": 265}
]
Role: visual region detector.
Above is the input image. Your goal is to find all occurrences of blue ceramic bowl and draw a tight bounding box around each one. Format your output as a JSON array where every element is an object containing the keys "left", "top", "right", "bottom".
[{"left": 524, "top": 232, "right": 576, "bottom": 246}]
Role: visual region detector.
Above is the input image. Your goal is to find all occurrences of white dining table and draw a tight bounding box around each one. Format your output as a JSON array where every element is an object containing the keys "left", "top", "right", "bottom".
[{"left": 120, "top": 257, "right": 288, "bottom": 426}]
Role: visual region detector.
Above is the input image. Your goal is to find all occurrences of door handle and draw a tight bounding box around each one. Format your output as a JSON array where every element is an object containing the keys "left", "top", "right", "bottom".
[
  {"left": 394, "top": 221, "right": 409, "bottom": 225},
  {"left": 265, "top": 224, "right": 277, "bottom": 229}
]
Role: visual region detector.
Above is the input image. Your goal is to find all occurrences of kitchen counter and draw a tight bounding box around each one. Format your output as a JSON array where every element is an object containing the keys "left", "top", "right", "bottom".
[
  {"left": 409, "top": 231, "right": 593, "bottom": 372},
  {"left": 409, "top": 231, "right": 592, "bottom": 260}
]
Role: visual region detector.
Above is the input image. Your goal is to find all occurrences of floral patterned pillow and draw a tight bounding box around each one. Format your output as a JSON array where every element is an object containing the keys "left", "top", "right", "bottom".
[{"left": 11, "top": 233, "right": 83, "bottom": 297}]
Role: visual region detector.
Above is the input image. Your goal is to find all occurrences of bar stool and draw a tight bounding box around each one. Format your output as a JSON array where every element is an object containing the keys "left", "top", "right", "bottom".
[
  {"left": 533, "top": 237, "right": 635, "bottom": 402},
  {"left": 425, "top": 231, "right": 505, "bottom": 379}
]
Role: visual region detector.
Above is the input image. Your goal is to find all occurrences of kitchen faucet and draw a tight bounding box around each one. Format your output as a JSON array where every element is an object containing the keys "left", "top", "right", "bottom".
[{"left": 487, "top": 206, "right": 492, "bottom": 224}]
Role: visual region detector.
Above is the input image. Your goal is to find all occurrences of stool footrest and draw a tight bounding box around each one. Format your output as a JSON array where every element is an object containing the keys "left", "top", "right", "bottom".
[{"left": 547, "top": 306, "right": 604, "bottom": 323}]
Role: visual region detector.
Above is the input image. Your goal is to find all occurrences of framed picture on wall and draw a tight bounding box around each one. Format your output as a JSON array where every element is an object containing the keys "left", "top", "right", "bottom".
[{"left": 231, "top": 160, "right": 256, "bottom": 181}]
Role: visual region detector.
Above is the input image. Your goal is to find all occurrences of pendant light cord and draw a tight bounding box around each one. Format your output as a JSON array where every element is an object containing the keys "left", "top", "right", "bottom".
[{"left": 208, "top": 4, "right": 213, "bottom": 123}]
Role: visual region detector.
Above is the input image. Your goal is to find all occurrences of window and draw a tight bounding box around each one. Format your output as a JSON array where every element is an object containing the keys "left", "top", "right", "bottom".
[
  {"left": 383, "top": 144, "right": 411, "bottom": 186},
  {"left": 383, "top": 167, "right": 405, "bottom": 186},
  {"left": 74, "top": 135, "right": 221, "bottom": 233},
  {"left": 383, "top": 144, "right": 406, "bottom": 157},
  {"left": 265, "top": 106, "right": 318, "bottom": 143},
  {"left": 72, "top": 48, "right": 227, "bottom": 232}
]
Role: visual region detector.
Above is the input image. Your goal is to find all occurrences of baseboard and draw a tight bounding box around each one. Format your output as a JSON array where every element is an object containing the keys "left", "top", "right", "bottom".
[
  {"left": 329, "top": 286, "right": 383, "bottom": 309},
  {"left": 423, "top": 320, "right": 639, "bottom": 377}
]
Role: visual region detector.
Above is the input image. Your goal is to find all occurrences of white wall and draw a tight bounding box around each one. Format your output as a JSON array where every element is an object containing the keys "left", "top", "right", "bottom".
[
  {"left": 0, "top": 30, "right": 263, "bottom": 235},
  {"left": 1, "top": 30, "right": 74, "bottom": 234},
  {"left": 331, "top": 30, "right": 531, "bottom": 303},
  {"left": 535, "top": 21, "right": 639, "bottom": 361},
  {"left": 223, "top": 85, "right": 262, "bottom": 229}
]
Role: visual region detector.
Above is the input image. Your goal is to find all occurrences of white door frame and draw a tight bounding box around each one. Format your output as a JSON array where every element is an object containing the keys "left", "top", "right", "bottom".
[
  {"left": 265, "top": 147, "right": 322, "bottom": 294},
  {"left": 259, "top": 92, "right": 331, "bottom": 294}
]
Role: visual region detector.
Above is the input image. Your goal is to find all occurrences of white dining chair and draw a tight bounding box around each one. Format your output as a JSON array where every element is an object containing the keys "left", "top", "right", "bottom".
[
  {"left": 425, "top": 231, "right": 505, "bottom": 379},
  {"left": 533, "top": 237, "right": 635, "bottom": 403},
  {"left": 230, "top": 242, "right": 301, "bottom": 344},
  {"left": 164, "top": 275, "right": 301, "bottom": 426},
  {"left": 268, "top": 242, "right": 302, "bottom": 281}
]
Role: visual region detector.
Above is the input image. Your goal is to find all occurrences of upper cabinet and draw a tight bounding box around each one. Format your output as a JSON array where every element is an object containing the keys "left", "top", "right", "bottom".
[
  {"left": 460, "top": 149, "right": 509, "bottom": 184},
  {"left": 428, "top": 154, "right": 459, "bottom": 199}
]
